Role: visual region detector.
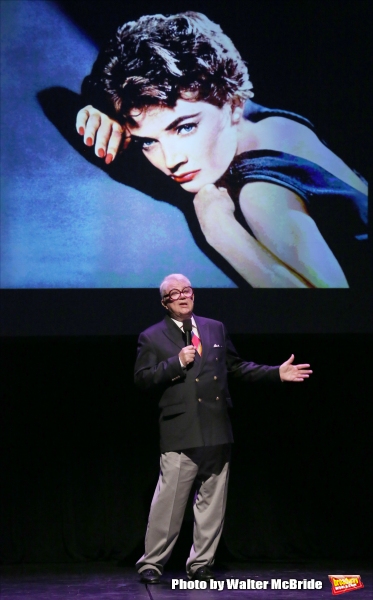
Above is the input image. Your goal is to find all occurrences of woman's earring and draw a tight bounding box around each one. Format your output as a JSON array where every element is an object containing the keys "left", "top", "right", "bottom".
[{"left": 232, "top": 105, "right": 243, "bottom": 124}]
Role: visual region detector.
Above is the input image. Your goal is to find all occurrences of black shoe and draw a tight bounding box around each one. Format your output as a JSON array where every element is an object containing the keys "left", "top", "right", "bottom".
[
  {"left": 140, "top": 569, "right": 160, "bottom": 584},
  {"left": 192, "top": 566, "right": 214, "bottom": 581}
]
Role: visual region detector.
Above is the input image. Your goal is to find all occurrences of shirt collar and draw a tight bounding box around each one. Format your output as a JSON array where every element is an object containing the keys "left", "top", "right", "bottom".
[{"left": 171, "top": 315, "right": 197, "bottom": 330}]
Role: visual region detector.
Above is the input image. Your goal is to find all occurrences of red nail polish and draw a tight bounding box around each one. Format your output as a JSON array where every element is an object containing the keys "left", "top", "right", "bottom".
[
  {"left": 105, "top": 153, "right": 113, "bottom": 165},
  {"left": 98, "top": 148, "right": 105, "bottom": 158},
  {"left": 78, "top": 127, "right": 84, "bottom": 135},
  {"left": 86, "top": 137, "right": 93, "bottom": 146}
]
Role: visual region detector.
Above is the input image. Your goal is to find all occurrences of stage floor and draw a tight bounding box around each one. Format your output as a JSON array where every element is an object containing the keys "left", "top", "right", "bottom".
[{"left": 0, "top": 561, "right": 371, "bottom": 599}]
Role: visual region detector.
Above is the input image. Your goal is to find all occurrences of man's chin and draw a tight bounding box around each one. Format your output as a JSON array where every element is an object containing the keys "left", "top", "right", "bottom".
[
  {"left": 167, "top": 306, "right": 193, "bottom": 321},
  {"left": 179, "top": 310, "right": 192, "bottom": 319}
]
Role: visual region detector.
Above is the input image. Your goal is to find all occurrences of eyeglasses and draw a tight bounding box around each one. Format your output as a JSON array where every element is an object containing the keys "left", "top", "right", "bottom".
[{"left": 163, "top": 286, "right": 194, "bottom": 302}]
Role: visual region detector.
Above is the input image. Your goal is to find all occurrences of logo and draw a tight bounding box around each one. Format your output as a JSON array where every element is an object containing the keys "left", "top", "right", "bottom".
[{"left": 329, "top": 575, "right": 364, "bottom": 595}]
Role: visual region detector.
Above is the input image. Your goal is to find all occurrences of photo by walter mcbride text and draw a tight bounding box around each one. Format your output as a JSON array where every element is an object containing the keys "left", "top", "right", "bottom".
[
  {"left": 77, "top": 11, "right": 368, "bottom": 288},
  {"left": 171, "top": 577, "right": 324, "bottom": 590}
]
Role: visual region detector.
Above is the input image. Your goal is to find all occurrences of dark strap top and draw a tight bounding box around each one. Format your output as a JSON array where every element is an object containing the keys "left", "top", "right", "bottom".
[{"left": 216, "top": 101, "right": 368, "bottom": 287}]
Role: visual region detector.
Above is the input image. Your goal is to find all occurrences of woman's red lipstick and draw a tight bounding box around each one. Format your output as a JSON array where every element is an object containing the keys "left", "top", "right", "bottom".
[{"left": 171, "top": 170, "right": 200, "bottom": 183}]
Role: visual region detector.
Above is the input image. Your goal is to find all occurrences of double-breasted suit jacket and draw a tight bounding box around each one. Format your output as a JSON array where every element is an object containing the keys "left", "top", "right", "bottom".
[{"left": 134, "top": 314, "right": 280, "bottom": 452}]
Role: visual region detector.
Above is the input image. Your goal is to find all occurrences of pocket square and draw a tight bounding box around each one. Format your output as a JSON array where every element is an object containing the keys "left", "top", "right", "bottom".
[{"left": 213, "top": 344, "right": 222, "bottom": 347}]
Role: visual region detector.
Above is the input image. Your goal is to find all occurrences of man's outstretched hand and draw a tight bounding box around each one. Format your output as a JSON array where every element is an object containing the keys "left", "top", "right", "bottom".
[{"left": 279, "top": 354, "right": 312, "bottom": 382}]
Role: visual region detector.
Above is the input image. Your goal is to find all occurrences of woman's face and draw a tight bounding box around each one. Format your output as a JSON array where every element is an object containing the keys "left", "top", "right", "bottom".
[{"left": 127, "top": 99, "right": 241, "bottom": 193}]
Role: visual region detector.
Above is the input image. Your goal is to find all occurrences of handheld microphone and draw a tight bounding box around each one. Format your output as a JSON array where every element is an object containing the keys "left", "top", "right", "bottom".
[{"left": 183, "top": 319, "right": 193, "bottom": 346}]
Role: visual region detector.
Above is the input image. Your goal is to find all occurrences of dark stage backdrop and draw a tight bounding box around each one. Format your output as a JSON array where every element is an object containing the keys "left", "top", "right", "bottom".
[
  {"left": 1, "top": 0, "right": 372, "bottom": 335},
  {"left": 1, "top": 0, "right": 371, "bottom": 569},
  {"left": 1, "top": 334, "right": 371, "bottom": 564}
]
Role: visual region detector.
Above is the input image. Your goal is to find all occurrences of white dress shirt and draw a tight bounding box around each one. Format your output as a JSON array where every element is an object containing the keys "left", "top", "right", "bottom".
[{"left": 171, "top": 316, "right": 200, "bottom": 368}]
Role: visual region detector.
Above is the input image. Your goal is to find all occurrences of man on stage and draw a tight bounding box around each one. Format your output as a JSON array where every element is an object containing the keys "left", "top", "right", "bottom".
[{"left": 134, "top": 273, "right": 312, "bottom": 583}]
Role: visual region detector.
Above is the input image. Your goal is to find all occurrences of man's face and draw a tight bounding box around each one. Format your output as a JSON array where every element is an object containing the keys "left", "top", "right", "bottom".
[{"left": 161, "top": 277, "right": 194, "bottom": 321}]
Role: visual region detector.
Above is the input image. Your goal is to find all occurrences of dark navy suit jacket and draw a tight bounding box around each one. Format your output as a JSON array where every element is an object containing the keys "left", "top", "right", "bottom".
[{"left": 134, "top": 314, "right": 280, "bottom": 452}]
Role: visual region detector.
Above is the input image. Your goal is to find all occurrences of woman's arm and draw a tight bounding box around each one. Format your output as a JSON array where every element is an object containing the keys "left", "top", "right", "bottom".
[
  {"left": 239, "top": 182, "right": 349, "bottom": 288},
  {"left": 76, "top": 105, "right": 125, "bottom": 164},
  {"left": 193, "top": 185, "right": 312, "bottom": 288}
]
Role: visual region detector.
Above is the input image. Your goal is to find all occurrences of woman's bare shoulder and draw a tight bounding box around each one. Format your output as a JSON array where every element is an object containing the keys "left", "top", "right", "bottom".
[
  {"left": 243, "top": 116, "right": 367, "bottom": 193},
  {"left": 239, "top": 180, "right": 307, "bottom": 214},
  {"left": 253, "top": 115, "right": 319, "bottom": 150}
]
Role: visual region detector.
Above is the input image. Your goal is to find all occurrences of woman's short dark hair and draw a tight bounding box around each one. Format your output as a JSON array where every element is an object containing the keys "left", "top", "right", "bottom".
[{"left": 82, "top": 12, "right": 254, "bottom": 123}]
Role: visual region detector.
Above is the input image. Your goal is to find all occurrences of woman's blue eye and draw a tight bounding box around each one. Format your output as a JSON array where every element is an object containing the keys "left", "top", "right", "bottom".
[
  {"left": 142, "top": 140, "right": 155, "bottom": 148},
  {"left": 177, "top": 123, "right": 197, "bottom": 134},
  {"left": 137, "top": 122, "right": 197, "bottom": 150},
  {"left": 133, "top": 137, "right": 156, "bottom": 150}
]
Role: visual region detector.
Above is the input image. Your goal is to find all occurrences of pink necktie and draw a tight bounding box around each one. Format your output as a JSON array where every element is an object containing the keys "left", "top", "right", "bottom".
[{"left": 192, "top": 331, "right": 202, "bottom": 356}]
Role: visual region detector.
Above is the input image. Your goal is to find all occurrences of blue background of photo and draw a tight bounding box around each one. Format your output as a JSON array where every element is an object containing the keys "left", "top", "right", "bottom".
[{"left": 1, "top": 0, "right": 235, "bottom": 288}]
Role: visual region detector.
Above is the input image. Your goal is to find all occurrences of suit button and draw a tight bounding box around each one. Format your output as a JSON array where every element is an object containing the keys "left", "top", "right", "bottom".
[
  {"left": 214, "top": 376, "right": 217, "bottom": 380},
  {"left": 195, "top": 378, "right": 199, "bottom": 382},
  {"left": 216, "top": 397, "right": 219, "bottom": 401},
  {"left": 215, "top": 358, "right": 218, "bottom": 361},
  {"left": 198, "top": 398, "right": 202, "bottom": 402}
]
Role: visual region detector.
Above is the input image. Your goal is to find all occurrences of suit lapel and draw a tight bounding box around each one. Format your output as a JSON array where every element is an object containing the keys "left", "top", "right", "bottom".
[
  {"left": 194, "top": 315, "right": 210, "bottom": 376},
  {"left": 160, "top": 315, "right": 211, "bottom": 370},
  {"left": 162, "top": 315, "right": 185, "bottom": 350}
]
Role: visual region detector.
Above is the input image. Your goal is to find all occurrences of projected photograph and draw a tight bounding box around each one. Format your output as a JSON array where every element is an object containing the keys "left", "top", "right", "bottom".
[{"left": 1, "top": 1, "right": 369, "bottom": 289}]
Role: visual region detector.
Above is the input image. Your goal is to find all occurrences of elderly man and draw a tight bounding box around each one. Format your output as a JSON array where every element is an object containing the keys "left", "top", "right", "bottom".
[{"left": 134, "top": 274, "right": 312, "bottom": 583}]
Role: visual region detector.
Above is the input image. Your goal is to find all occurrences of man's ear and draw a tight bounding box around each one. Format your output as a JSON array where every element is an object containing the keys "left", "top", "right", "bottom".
[{"left": 161, "top": 299, "right": 168, "bottom": 310}]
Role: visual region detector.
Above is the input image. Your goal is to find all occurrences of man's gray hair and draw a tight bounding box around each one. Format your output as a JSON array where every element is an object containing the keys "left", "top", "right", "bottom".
[{"left": 160, "top": 274, "right": 191, "bottom": 298}]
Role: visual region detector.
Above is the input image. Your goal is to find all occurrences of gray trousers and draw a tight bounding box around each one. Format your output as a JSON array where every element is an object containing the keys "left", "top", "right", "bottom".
[{"left": 136, "top": 444, "right": 231, "bottom": 576}]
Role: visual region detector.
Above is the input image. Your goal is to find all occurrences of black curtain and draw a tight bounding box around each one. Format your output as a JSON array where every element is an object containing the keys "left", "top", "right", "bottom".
[{"left": 1, "top": 333, "right": 371, "bottom": 564}]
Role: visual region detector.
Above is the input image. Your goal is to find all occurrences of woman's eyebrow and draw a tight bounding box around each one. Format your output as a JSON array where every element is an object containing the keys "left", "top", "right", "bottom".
[
  {"left": 165, "top": 113, "right": 201, "bottom": 131},
  {"left": 129, "top": 112, "right": 202, "bottom": 140},
  {"left": 130, "top": 134, "right": 154, "bottom": 141}
]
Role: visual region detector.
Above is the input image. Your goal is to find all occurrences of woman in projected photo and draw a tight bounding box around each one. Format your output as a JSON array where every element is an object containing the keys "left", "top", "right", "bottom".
[{"left": 76, "top": 12, "right": 368, "bottom": 288}]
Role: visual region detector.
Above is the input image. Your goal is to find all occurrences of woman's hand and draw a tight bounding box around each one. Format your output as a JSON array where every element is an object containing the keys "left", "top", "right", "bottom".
[
  {"left": 193, "top": 183, "right": 310, "bottom": 288},
  {"left": 76, "top": 105, "right": 125, "bottom": 164}
]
